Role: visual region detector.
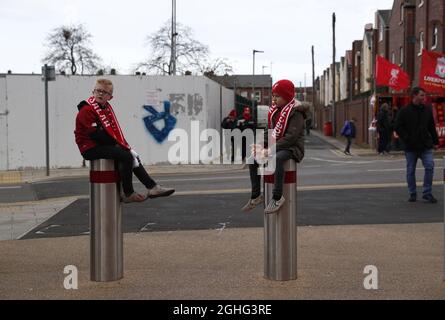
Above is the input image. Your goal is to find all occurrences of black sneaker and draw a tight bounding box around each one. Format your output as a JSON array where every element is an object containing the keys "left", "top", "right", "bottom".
[
  {"left": 408, "top": 194, "right": 417, "bottom": 202},
  {"left": 422, "top": 194, "right": 438, "bottom": 204}
]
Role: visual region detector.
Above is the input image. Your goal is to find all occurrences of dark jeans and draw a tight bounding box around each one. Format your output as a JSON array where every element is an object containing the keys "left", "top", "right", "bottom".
[
  {"left": 378, "top": 131, "right": 390, "bottom": 153},
  {"left": 83, "top": 146, "right": 156, "bottom": 196},
  {"left": 249, "top": 150, "right": 294, "bottom": 200},
  {"left": 345, "top": 137, "right": 353, "bottom": 153},
  {"left": 405, "top": 150, "right": 434, "bottom": 196}
]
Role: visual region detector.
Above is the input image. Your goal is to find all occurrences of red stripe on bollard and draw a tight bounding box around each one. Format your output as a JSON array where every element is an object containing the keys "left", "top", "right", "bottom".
[
  {"left": 264, "top": 171, "right": 296, "bottom": 184},
  {"left": 90, "top": 171, "right": 120, "bottom": 184}
]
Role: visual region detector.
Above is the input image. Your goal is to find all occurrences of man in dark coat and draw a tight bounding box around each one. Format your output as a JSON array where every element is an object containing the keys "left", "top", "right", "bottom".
[{"left": 395, "top": 87, "right": 439, "bottom": 203}]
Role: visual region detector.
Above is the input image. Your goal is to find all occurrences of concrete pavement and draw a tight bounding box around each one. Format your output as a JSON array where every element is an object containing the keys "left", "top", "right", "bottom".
[
  {"left": 0, "top": 224, "right": 443, "bottom": 299},
  {"left": 0, "top": 131, "right": 444, "bottom": 300}
]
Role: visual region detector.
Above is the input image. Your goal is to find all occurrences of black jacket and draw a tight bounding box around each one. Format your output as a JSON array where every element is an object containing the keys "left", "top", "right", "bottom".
[
  {"left": 377, "top": 109, "right": 391, "bottom": 133},
  {"left": 221, "top": 117, "right": 237, "bottom": 130},
  {"left": 394, "top": 103, "right": 439, "bottom": 152}
]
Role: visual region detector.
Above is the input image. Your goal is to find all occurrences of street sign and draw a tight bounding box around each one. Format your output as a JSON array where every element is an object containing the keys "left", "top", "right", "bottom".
[{"left": 42, "top": 65, "right": 56, "bottom": 81}]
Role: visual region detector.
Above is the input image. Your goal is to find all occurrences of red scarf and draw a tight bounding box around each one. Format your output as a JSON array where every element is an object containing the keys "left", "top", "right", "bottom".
[
  {"left": 86, "top": 96, "right": 131, "bottom": 150},
  {"left": 268, "top": 99, "right": 298, "bottom": 140}
]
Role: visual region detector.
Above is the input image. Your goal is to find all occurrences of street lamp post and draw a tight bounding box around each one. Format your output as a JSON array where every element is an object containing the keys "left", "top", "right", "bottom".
[
  {"left": 253, "top": 49, "right": 264, "bottom": 122},
  {"left": 262, "top": 65, "right": 268, "bottom": 75},
  {"left": 170, "top": 0, "right": 177, "bottom": 75},
  {"left": 42, "top": 64, "right": 55, "bottom": 176}
]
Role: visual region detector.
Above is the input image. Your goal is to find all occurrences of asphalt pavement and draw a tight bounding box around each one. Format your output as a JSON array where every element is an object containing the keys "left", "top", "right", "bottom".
[{"left": 0, "top": 130, "right": 444, "bottom": 300}]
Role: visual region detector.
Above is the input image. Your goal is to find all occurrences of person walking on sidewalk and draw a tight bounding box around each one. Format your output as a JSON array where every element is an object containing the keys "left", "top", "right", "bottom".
[
  {"left": 377, "top": 103, "right": 391, "bottom": 155},
  {"left": 221, "top": 109, "right": 238, "bottom": 162},
  {"left": 74, "top": 79, "right": 175, "bottom": 203},
  {"left": 340, "top": 119, "right": 356, "bottom": 156},
  {"left": 242, "top": 79, "right": 307, "bottom": 214},
  {"left": 394, "top": 87, "right": 439, "bottom": 203}
]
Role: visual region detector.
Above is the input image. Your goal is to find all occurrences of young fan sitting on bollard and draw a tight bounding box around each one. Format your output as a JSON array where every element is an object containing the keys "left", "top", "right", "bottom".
[
  {"left": 74, "top": 78, "right": 175, "bottom": 203},
  {"left": 242, "top": 79, "right": 307, "bottom": 214}
]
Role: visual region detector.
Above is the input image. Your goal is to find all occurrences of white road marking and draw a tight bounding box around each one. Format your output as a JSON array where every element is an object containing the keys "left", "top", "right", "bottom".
[
  {"left": 0, "top": 186, "right": 22, "bottom": 190},
  {"left": 139, "top": 222, "right": 156, "bottom": 232},
  {"left": 367, "top": 169, "right": 405, "bottom": 172},
  {"left": 216, "top": 222, "right": 230, "bottom": 235},
  {"left": 155, "top": 176, "right": 249, "bottom": 183},
  {"left": 368, "top": 166, "right": 444, "bottom": 173},
  {"left": 33, "top": 175, "right": 249, "bottom": 185},
  {"left": 308, "top": 157, "right": 373, "bottom": 165},
  {"left": 171, "top": 180, "right": 445, "bottom": 195}
]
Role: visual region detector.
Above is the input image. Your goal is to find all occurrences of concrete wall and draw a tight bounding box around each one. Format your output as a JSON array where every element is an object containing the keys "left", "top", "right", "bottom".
[
  {"left": 0, "top": 75, "right": 234, "bottom": 170},
  {"left": 0, "top": 77, "right": 7, "bottom": 171}
]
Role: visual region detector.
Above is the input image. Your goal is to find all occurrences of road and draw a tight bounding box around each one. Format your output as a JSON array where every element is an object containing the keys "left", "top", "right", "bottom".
[{"left": 1, "top": 134, "right": 443, "bottom": 239}]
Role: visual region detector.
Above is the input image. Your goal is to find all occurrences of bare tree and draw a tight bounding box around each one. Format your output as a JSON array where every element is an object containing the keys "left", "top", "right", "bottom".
[
  {"left": 137, "top": 20, "right": 232, "bottom": 76},
  {"left": 198, "top": 57, "right": 234, "bottom": 76},
  {"left": 42, "top": 24, "right": 102, "bottom": 75}
]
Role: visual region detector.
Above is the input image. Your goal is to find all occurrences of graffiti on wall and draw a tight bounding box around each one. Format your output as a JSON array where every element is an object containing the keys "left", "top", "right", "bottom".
[
  {"left": 143, "top": 91, "right": 204, "bottom": 143},
  {"left": 143, "top": 101, "right": 177, "bottom": 144},
  {"left": 169, "top": 93, "right": 203, "bottom": 117}
]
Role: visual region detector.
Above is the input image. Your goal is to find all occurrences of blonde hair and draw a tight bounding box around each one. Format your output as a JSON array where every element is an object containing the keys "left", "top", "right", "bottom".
[{"left": 96, "top": 78, "right": 113, "bottom": 93}]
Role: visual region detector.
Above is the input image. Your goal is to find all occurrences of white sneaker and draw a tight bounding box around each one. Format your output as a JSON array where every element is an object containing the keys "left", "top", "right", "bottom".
[
  {"left": 264, "top": 196, "right": 285, "bottom": 214},
  {"left": 121, "top": 192, "right": 147, "bottom": 203},
  {"left": 242, "top": 195, "right": 264, "bottom": 212},
  {"left": 147, "top": 185, "right": 175, "bottom": 199}
]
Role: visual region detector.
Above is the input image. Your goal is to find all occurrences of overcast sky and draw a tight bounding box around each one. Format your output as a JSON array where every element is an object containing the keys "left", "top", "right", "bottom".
[{"left": 0, "top": 0, "right": 394, "bottom": 86}]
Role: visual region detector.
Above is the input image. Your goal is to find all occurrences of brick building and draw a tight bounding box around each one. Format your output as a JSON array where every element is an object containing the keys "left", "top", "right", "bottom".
[
  {"left": 352, "top": 40, "right": 363, "bottom": 96},
  {"left": 207, "top": 74, "right": 273, "bottom": 106},
  {"left": 375, "top": 10, "right": 392, "bottom": 59},
  {"left": 389, "top": 0, "right": 417, "bottom": 86},
  {"left": 389, "top": 0, "right": 445, "bottom": 87},
  {"left": 414, "top": 0, "right": 445, "bottom": 85}
]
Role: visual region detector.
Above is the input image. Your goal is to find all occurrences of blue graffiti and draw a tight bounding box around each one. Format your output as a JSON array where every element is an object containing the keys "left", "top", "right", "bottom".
[{"left": 143, "top": 101, "right": 177, "bottom": 144}]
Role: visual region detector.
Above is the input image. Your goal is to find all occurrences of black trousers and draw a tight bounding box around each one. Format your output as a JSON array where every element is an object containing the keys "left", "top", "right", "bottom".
[
  {"left": 377, "top": 130, "right": 390, "bottom": 153},
  {"left": 249, "top": 150, "right": 294, "bottom": 200},
  {"left": 83, "top": 146, "right": 156, "bottom": 196},
  {"left": 345, "top": 137, "right": 353, "bottom": 153}
]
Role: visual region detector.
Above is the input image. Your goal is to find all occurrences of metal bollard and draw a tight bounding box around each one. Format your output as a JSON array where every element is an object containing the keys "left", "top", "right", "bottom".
[
  {"left": 264, "top": 159, "right": 297, "bottom": 281},
  {"left": 89, "top": 159, "right": 123, "bottom": 282}
]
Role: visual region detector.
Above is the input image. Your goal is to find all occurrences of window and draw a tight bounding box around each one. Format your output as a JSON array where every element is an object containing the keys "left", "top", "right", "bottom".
[
  {"left": 254, "top": 90, "right": 262, "bottom": 102},
  {"left": 400, "top": 47, "right": 404, "bottom": 65},
  {"left": 432, "top": 26, "right": 438, "bottom": 49},
  {"left": 379, "top": 20, "right": 384, "bottom": 42},
  {"left": 419, "top": 31, "right": 424, "bottom": 54},
  {"left": 391, "top": 52, "right": 396, "bottom": 64},
  {"left": 400, "top": 4, "right": 404, "bottom": 22}
]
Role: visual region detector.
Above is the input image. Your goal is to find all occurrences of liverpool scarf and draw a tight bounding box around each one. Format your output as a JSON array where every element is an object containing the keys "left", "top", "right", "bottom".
[
  {"left": 268, "top": 99, "right": 298, "bottom": 140},
  {"left": 86, "top": 96, "right": 131, "bottom": 150}
]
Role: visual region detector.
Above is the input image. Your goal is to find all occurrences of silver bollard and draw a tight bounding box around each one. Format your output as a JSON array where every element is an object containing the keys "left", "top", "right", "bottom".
[
  {"left": 89, "top": 159, "right": 123, "bottom": 282},
  {"left": 264, "top": 159, "right": 297, "bottom": 281}
]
